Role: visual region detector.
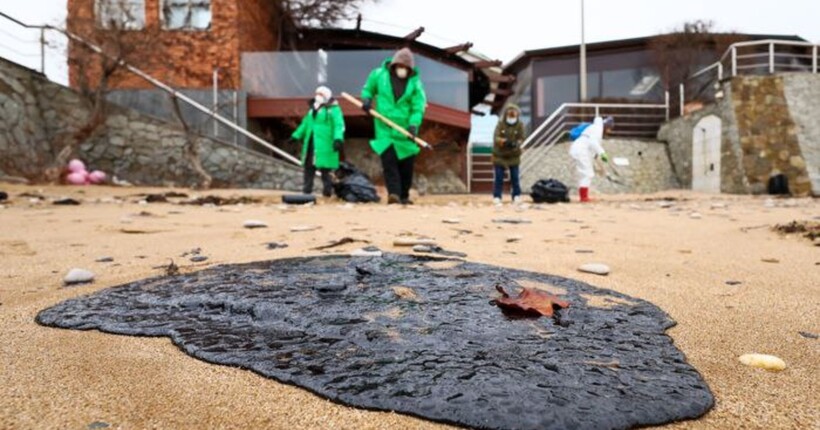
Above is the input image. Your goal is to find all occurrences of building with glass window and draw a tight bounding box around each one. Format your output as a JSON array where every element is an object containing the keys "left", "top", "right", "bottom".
[
  {"left": 66, "top": 0, "right": 506, "bottom": 192},
  {"left": 501, "top": 34, "right": 808, "bottom": 131}
]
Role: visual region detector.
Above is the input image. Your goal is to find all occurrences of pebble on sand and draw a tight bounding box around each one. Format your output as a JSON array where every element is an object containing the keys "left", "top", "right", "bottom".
[
  {"left": 739, "top": 353, "right": 787, "bottom": 371},
  {"left": 506, "top": 235, "right": 523, "bottom": 243},
  {"left": 64, "top": 268, "right": 95, "bottom": 286},
  {"left": 189, "top": 256, "right": 209, "bottom": 263},
  {"left": 690, "top": 212, "right": 703, "bottom": 219},
  {"left": 243, "top": 220, "right": 268, "bottom": 229},
  {"left": 578, "top": 263, "right": 611, "bottom": 276},
  {"left": 95, "top": 257, "right": 114, "bottom": 263},
  {"left": 291, "top": 225, "right": 321, "bottom": 232},
  {"left": 442, "top": 218, "right": 461, "bottom": 224}
]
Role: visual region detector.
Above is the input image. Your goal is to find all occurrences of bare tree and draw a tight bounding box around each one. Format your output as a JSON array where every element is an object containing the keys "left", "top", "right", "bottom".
[
  {"left": 46, "top": 1, "right": 161, "bottom": 182},
  {"left": 650, "top": 20, "right": 747, "bottom": 101},
  {"left": 274, "top": 0, "right": 377, "bottom": 28}
]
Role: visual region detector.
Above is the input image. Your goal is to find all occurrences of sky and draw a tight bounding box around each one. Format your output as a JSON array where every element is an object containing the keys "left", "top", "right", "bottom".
[{"left": 1, "top": 0, "right": 819, "bottom": 86}]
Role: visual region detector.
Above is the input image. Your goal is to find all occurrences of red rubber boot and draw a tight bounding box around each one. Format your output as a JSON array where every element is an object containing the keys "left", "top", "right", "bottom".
[{"left": 579, "top": 187, "right": 590, "bottom": 203}]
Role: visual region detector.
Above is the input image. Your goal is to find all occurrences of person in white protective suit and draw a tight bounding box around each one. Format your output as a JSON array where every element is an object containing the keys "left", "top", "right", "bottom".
[{"left": 569, "top": 116, "right": 613, "bottom": 202}]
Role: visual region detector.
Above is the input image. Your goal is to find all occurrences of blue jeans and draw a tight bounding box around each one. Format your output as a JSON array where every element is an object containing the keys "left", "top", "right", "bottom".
[{"left": 493, "top": 165, "right": 521, "bottom": 199}]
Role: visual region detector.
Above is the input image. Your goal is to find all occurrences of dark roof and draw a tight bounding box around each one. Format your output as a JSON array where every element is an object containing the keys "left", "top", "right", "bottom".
[
  {"left": 293, "top": 28, "right": 476, "bottom": 71},
  {"left": 505, "top": 33, "right": 809, "bottom": 73}
]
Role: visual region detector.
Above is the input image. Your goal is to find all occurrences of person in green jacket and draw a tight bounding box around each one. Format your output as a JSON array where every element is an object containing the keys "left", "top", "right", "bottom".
[
  {"left": 360, "top": 48, "right": 427, "bottom": 205},
  {"left": 492, "top": 104, "right": 525, "bottom": 205},
  {"left": 291, "top": 85, "right": 346, "bottom": 197}
]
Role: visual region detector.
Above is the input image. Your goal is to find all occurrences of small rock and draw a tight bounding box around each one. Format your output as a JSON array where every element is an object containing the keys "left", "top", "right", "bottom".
[
  {"left": 266, "top": 242, "right": 289, "bottom": 250},
  {"left": 351, "top": 246, "right": 383, "bottom": 257},
  {"left": 64, "top": 268, "right": 95, "bottom": 286},
  {"left": 578, "top": 263, "right": 610, "bottom": 276},
  {"left": 189, "top": 256, "right": 209, "bottom": 263},
  {"left": 761, "top": 258, "right": 780, "bottom": 264},
  {"left": 492, "top": 218, "right": 532, "bottom": 225},
  {"left": 575, "top": 249, "right": 595, "bottom": 254},
  {"left": 690, "top": 212, "right": 703, "bottom": 219},
  {"left": 725, "top": 281, "right": 742, "bottom": 286},
  {"left": 738, "top": 353, "right": 786, "bottom": 371},
  {"left": 442, "top": 218, "right": 461, "bottom": 224},
  {"left": 87, "top": 422, "right": 110, "bottom": 430},
  {"left": 506, "top": 235, "right": 523, "bottom": 243},
  {"left": 798, "top": 331, "right": 818, "bottom": 340},
  {"left": 95, "top": 257, "right": 114, "bottom": 263},
  {"left": 657, "top": 202, "right": 674, "bottom": 209},
  {"left": 291, "top": 225, "right": 320, "bottom": 232},
  {"left": 413, "top": 245, "right": 433, "bottom": 253},
  {"left": 394, "top": 238, "right": 437, "bottom": 247},
  {"left": 243, "top": 220, "right": 268, "bottom": 229},
  {"left": 54, "top": 198, "right": 81, "bottom": 206}
]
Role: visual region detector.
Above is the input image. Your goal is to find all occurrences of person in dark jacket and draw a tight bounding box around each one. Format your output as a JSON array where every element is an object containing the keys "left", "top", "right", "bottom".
[
  {"left": 360, "top": 48, "right": 427, "bottom": 205},
  {"left": 492, "top": 104, "right": 525, "bottom": 205}
]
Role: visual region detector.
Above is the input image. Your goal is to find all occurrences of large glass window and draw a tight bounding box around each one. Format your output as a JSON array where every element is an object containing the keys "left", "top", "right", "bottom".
[
  {"left": 536, "top": 74, "right": 578, "bottom": 117},
  {"left": 241, "top": 50, "right": 470, "bottom": 111},
  {"left": 162, "top": 0, "right": 212, "bottom": 31},
  {"left": 96, "top": 0, "right": 145, "bottom": 30}
]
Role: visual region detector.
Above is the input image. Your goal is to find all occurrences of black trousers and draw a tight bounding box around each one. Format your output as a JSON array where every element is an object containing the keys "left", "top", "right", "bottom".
[
  {"left": 303, "top": 140, "right": 334, "bottom": 196},
  {"left": 380, "top": 146, "right": 416, "bottom": 200}
]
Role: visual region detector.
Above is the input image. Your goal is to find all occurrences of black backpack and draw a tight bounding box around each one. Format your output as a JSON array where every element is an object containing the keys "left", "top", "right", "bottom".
[
  {"left": 767, "top": 174, "right": 790, "bottom": 195},
  {"left": 531, "top": 179, "right": 570, "bottom": 204},
  {"left": 334, "top": 162, "right": 381, "bottom": 203}
]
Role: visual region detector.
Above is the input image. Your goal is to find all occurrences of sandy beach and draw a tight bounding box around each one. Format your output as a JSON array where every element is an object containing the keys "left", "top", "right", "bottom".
[{"left": 0, "top": 184, "right": 817, "bottom": 429}]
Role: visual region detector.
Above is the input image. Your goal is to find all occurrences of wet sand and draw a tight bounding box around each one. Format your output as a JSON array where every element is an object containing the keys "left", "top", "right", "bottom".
[{"left": 0, "top": 185, "right": 817, "bottom": 429}]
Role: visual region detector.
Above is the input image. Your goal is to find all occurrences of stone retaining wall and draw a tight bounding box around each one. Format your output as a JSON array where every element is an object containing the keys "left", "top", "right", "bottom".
[{"left": 0, "top": 57, "right": 305, "bottom": 190}]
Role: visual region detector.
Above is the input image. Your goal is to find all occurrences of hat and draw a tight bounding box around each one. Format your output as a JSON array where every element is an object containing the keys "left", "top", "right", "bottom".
[
  {"left": 390, "top": 48, "right": 415, "bottom": 69},
  {"left": 315, "top": 85, "right": 332, "bottom": 100}
]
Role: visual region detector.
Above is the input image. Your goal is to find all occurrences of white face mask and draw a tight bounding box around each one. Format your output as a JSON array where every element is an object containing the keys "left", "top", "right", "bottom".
[
  {"left": 395, "top": 67, "right": 409, "bottom": 79},
  {"left": 506, "top": 116, "right": 518, "bottom": 125}
]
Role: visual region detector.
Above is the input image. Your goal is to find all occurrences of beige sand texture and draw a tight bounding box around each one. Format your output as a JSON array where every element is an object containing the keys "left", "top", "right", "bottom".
[{"left": 0, "top": 185, "right": 818, "bottom": 429}]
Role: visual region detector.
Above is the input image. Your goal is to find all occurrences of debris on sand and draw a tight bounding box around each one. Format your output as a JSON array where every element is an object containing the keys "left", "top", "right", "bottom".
[
  {"left": 312, "top": 237, "right": 370, "bottom": 251},
  {"left": 394, "top": 238, "right": 437, "bottom": 247},
  {"left": 773, "top": 221, "right": 820, "bottom": 243},
  {"left": 492, "top": 218, "right": 532, "bottom": 225},
  {"left": 266, "top": 242, "right": 289, "bottom": 250},
  {"left": 578, "top": 263, "right": 611, "bottom": 276},
  {"left": 291, "top": 225, "right": 321, "bottom": 233},
  {"left": 53, "top": 198, "right": 81, "bottom": 206},
  {"left": 182, "top": 195, "right": 259, "bottom": 206}
]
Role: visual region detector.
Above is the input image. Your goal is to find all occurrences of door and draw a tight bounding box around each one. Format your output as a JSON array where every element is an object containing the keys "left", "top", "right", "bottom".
[{"left": 692, "top": 115, "right": 722, "bottom": 193}]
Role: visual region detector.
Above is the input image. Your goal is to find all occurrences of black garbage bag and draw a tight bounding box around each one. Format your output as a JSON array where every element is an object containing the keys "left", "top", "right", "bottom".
[
  {"left": 334, "top": 162, "right": 380, "bottom": 203},
  {"left": 530, "top": 178, "right": 570, "bottom": 204}
]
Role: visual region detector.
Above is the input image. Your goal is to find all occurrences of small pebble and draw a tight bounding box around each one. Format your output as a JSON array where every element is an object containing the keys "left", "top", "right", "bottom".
[
  {"left": 506, "top": 235, "right": 523, "bottom": 243},
  {"left": 189, "top": 256, "right": 209, "bottom": 263},
  {"left": 690, "top": 212, "right": 703, "bottom": 219},
  {"left": 266, "top": 242, "right": 289, "bottom": 250},
  {"left": 394, "top": 238, "right": 437, "bottom": 247},
  {"left": 243, "top": 220, "right": 268, "bottom": 229},
  {"left": 291, "top": 225, "right": 321, "bottom": 232},
  {"left": 725, "top": 281, "right": 742, "bottom": 286},
  {"left": 739, "top": 353, "right": 786, "bottom": 371},
  {"left": 578, "top": 263, "right": 610, "bottom": 276},
  {"left": 64, "top": 268, "right": 95, "bottom": 286},
  {"left": 53, "top": 198, "right": 81, "bottom": 206},
  {"left": 95, "top": 257, "right": 114, "bottom": 263},
  {"left": 761, "top": 258, "right": 780, "bottom": 264},
  {"left": 413, "top": 245, "right": 433, "bottom": 253},
  {"left": 575, "top": 249, "right": 595, "bottom": 254},
  {"left": 442, "top": 218, "right": 461, "bottom": 224},
  {"left": 492, "top": 218, "right": 532, "bottom": 224}
]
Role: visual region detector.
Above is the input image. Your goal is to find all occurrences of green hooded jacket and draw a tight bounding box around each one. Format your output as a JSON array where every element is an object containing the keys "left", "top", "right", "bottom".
[
  {"left": 291, "top": 100, "right": 346, "bottom": 169},
  {"left": 361, "top": 59, "right": 427, "bottom": 160},
  {"left": 492, "top": 105, "right": 526, "bottom": 168}
]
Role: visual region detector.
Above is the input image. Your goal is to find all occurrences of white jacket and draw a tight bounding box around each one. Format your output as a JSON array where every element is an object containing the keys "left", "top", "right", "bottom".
[{"left": 569, "top": 116, "right": 606, "bottom": 161}]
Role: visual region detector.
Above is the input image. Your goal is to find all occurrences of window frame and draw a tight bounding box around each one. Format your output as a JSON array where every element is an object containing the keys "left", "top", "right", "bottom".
[
  {"left": 159, "top": 0, "right": 213, "bottom": 32},
  {"left": 94, "top": 0, "right": 146, "bottom": 31}
]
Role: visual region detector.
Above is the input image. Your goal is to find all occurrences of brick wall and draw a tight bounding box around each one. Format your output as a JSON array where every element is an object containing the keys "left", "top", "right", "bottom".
[{"left": 67, "top": 0, "right": 279, "bottom": 91}]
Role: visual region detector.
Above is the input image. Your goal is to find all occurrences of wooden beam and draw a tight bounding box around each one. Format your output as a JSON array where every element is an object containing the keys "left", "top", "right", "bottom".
[
  {"left": 473, "top": 59, "right": 503, "bottom": 68},
  {"left": 445, "top": 42, "right": 473, "bottom": 54},
  {"left": 404, "top": 27, "right": 425, "bottom": 41}
]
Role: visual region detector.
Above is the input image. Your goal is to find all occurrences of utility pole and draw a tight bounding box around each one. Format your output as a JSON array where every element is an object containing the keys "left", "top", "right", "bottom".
[{"left": 580, "top": 0, "right": 587, "bottom": 101}]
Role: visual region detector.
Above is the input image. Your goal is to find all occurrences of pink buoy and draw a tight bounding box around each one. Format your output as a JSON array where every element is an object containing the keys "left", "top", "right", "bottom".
[
  {"left": 68, "top": 159, "right": 86, "bottom": 173},
  {"left": 66, "top": 171, "right": 89, "bottom": 185},
  {"left": 88, "top": 170, "right": 107, "bottom": 184}
]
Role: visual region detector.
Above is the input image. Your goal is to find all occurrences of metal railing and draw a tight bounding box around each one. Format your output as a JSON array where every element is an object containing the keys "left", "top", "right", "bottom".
[
  {"left": 518, "top": 98, "right": 669, "bottom": 177},
  {"left": 0, "top": 11, "right": 302, "bottom": 167},
  {"left": 680, "top": 39, "right": 819, "bottom": 114}
]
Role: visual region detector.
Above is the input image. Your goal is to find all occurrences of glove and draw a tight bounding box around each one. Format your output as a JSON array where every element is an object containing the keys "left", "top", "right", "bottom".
[
  {"left": 504, "top": 139, "right": 516, "bottom": 149},
  {"left": 601, "top": 153, "right": 609, "bottom": 163},
  {"left": 407, "top": 125, "right": 418, "bottom": 141},
  {"left": 333, "top": 139, "right": 343, "bottom": 152},
  {"left": 361, "top": 98, "right": 372, "bottom": 114}
]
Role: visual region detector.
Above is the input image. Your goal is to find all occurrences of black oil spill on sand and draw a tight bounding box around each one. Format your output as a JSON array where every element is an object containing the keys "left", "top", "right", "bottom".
[{"left": 37, "top": 254, "right": 713, "bottom": 430}]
